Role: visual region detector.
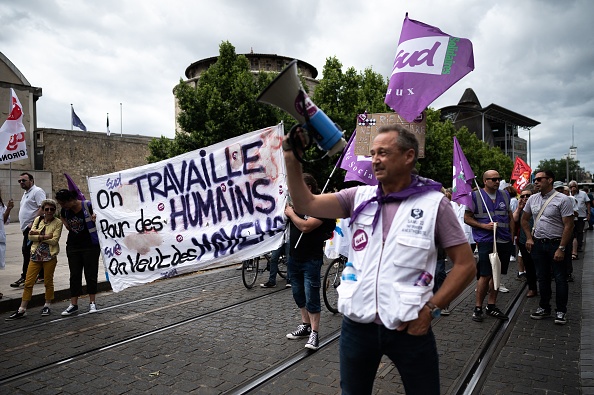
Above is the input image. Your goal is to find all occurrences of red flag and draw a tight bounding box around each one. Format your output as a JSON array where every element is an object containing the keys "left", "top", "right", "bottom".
[
  {"left": 511, "top": 157, "right": 531, "bottom": 192},
  {"left": 0, "top": 88, "right": 28, "bottom": 164}
]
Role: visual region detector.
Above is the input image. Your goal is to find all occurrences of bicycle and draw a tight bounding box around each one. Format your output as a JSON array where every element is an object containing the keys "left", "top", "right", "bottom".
[
  {"left": 242, "top": 251, "right": 288, "bottom": 289},
  {"left": 322, "top": 255, "right": 347, "bottom": 314}
]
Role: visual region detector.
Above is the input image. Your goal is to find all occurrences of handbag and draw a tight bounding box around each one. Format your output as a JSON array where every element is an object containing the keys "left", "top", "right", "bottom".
[
  {"left": 489, "top": 223, "right": 502, "bottom": 289},
  {"left": 30, "top": 217, "right": 52, "bottom": 262}
]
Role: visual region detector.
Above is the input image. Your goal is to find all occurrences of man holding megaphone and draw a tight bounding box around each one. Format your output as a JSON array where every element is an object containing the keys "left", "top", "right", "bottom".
[{"left": 281, "top": 124, "right": 475, "bottom": 394}]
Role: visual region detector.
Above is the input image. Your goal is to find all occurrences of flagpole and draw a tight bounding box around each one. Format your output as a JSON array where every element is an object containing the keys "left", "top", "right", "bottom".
[
  {"left": 70, "top": 104, "right": 73, "bottom": 130},
  {"left": 120, "top": 102, "right": 122, "bottom": 137}
]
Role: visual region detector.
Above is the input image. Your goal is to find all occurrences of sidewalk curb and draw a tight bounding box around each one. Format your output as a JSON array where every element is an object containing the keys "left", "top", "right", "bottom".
[{"left": 0, "top": 281, "right": 112, "bottom": 314}]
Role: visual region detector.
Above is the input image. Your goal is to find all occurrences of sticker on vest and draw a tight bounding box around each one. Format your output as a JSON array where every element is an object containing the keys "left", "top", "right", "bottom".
[
  {"left": 498, "top": 201, "right": 506, "bottom": 210},
  {"left": 352, "top": 229, "right": 368, "bottom": 251}
]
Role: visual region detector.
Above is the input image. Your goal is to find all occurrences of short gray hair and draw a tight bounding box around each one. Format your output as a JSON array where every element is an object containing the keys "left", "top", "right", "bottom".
[{"left": 377, "top": 124, "right": 419, "bottom": 164}]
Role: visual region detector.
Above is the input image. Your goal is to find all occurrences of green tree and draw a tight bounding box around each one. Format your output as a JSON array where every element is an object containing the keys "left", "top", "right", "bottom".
[
  {"left": 536, "top": 157, "right": 585, "bottom": 183},
  {"left": 420, "top": 109, "right": 514, "bottom": 187}
]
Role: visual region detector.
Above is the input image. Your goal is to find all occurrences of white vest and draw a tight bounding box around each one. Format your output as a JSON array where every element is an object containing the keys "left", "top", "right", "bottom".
[{"left": 337, "top": 186, "right": 441, "bottom": 330}]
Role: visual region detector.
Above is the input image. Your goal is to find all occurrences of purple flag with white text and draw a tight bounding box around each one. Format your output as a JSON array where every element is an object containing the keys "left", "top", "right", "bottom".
[
  {"left": 385, "top": 13, "right": 474, "bottom": 122},
  {"left": 451, "top": 136, "right": 475, "bottom": 208},
  {"left": 339, "top": 130, "right": 378, "bottom": 186}
]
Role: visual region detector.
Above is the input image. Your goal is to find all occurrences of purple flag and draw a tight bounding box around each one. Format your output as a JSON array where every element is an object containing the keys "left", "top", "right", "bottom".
[
  {"left": 339, "top": 130, "right": 378, "bottom": 186},
  {"left": 385, "top": 13, "right": 475, "bottom": 122},
  {"left": 64, "top": 172, "right": 86, "bottom": 201},
  {"left": 451, "top": 136, "right": 475, "bottom": 208}
]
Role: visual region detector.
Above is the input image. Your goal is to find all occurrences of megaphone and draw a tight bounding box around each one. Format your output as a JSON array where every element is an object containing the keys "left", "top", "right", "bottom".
[{"left": 257, "top": 60, "right": 347, "bottom": 158}]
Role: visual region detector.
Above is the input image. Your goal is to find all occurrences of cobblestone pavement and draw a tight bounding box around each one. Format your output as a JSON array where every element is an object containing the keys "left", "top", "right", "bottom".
[{"left": 0, "top": 231, "right": 590, "bottom": 394}]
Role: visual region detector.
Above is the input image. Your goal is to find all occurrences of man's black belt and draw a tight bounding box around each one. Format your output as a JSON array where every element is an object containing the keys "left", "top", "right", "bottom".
[{"left": 534, "top": 238, "right": 562, "bottom": 243}]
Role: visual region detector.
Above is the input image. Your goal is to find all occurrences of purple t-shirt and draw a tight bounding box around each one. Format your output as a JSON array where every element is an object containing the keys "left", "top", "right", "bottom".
[{"left": 335, "top": 186, "right": 467, "bottom": 250}]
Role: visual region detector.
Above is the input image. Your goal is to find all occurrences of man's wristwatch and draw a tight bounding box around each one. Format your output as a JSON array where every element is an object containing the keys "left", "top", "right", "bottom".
[
  {"left": 425, "top": 301, "right": 442, "bottom": 319},
  {"left": 558, "top": 245, "right": 566, "bottom": 252}
]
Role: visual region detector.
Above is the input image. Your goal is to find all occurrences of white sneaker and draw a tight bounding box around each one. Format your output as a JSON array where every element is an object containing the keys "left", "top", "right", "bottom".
[
  {"left": 498, "top": 284, "right": 509, "bottom": 293},
  {"left": 510, "top": 256, "right": 516, "bottom": 262},
  {"left": 89, "top": 302, "right": 98, "bottom": 313}
]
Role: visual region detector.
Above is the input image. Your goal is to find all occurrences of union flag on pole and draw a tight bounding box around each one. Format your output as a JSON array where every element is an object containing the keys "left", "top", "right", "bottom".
[
  {"left": 0, "top": 88, "right": 29, "bottom": 164},
  {"left": 339, "top": 130, "right": 378, "bottom": 186},
  {"left": 385, "top": 13, "right": 475, "bottom": 122},
  {"left": 511, "top": 157, "right": 531, "bottom": 192},
  {"left": 451, "top": 136, "right": 475, "bottom": 208}
]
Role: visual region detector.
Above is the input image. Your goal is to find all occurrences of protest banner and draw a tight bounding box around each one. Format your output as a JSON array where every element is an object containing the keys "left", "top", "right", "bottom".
[{"left": 88, "top": 124, "right": 287, "bottom": 292}]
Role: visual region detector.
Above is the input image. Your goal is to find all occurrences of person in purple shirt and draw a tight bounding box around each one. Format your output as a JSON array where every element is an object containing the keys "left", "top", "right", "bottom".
[{"left": 282, "top": 124, "right": 476, "bottom": 395}]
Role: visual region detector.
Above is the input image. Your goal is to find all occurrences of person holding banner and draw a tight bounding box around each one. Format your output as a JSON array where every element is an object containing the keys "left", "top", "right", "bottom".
[
  {"left": 55, "top": 189, "right": 101, "bottom": 315},
  {"left": 284, "top": 174, "right": 335, "bottom": 351},
  {"left": 283, "top": 125, "right": 475, "bottom": 394},
  {"left": 10, "top": 172, "right": 46, "bottom": 288},
  {"left": 464, "top": 170, "right": 514, "bottom": 322}
]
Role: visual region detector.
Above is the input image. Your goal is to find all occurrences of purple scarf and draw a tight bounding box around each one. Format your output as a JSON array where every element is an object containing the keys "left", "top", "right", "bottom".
[{"left": 350, "top": 175, "right": 442, "bottom": 233}]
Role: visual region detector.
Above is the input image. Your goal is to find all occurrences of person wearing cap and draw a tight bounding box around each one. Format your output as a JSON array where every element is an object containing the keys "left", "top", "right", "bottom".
[
  {"left": 568, "top": 180, "right": 591, "bottom": 257},
  {"left": 522, "top": 170, "right": 574, "bottom": 325}
]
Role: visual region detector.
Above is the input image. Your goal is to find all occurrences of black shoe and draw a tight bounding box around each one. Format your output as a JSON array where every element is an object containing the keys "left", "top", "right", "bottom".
[
  {"left": 259, "top": 281, "right": 277, "bottom": 288},
  {"left": 286, "top": 324, "right": 311, "bottom": 339},
  {"left": 6, "top": 310, "right": 26, "bottom": 320},
  {"left": 472, "top": 309, "right": 483, "bottom": 322},
  {"left": 554, "top": 311, "right": 567, "bottom": 325},
  {"left": 41, "top": 306, "right": 51, "bottom": 316},
  {"left": 10, "top": 277, "right": 25, "bottom": 288},
  {"left": 61, "top": 304, "right": 79, "bottom": 316},
  {"left": 305, "top": 330, "right": 319, "bottom": 350},
  {"left": 530, "top": 307, "right": 551, "bottom": 320},
  {"left": 486, "top": 306, "right": 509, "bottom": 320}
]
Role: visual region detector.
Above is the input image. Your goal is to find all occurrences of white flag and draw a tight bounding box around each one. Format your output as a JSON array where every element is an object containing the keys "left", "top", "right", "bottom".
[{"left": 0, "top": 88, "right": 28, "bottom": 164}]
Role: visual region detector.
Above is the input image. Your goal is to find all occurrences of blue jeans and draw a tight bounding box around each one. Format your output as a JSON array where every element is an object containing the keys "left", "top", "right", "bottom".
[
  {"left": 339, "top": 317, "right": 439, "bottom": 395},
  {"left": 267, "top": 242, "right": 290, "bottom": 284},
  {"left": 531, "top": 239, "right": 569, "bottom": 313},
  {"left": 287, "top": 256, "right": 322, "bottom": 313}
]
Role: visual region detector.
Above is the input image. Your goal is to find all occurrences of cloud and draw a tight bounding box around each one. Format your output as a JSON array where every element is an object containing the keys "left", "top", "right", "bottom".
[{"left": 1, "top": 0, "right": 593, "bottom": 174}]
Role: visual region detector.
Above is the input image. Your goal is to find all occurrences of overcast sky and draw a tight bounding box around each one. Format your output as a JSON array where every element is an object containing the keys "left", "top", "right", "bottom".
[{"left": 1, "top": 0, "right": 593, "bottom": 176}]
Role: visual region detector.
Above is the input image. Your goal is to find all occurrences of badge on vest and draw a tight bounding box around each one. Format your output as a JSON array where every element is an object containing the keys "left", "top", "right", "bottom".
[
  {"left": 352, "top": 229, "right": 368, "bottom": 251},
  {"left": 411, "top": 208, "right": 424, "bottom": 219}
]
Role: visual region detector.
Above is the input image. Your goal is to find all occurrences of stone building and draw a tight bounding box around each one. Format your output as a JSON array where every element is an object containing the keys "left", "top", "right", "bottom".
[{"left": 0, "top": 52, "right": 152, "bottom": 222}]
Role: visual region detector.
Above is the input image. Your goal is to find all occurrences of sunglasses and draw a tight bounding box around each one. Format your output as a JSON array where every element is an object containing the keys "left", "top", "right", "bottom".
[
  {"left": 44, "top": 207, "right": 56, "bottom": 212},
  {"left": 534, "top": 177, "right": 549, "bottom": 182},
  {"left": 520, "top": 195, "right": 531, "bottom": 199},
  {"left": 485, "top": 177, "right": 502, "bottom": 182},
  {"left": 17, "top": 179, "right": 28, "bottom": 183}
]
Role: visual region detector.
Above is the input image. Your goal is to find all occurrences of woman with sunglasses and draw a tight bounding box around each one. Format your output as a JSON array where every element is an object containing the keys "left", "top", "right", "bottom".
[
  {"left": 6, "top": 199, "right": 63, "bottom": 319},
  {"left": 55, "top": 189, "right": 100, "bottom": 316}
]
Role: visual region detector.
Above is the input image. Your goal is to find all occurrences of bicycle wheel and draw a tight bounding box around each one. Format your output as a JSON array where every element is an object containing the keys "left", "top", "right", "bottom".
[
  {"left": 323, "top": 257, "right": 345, "bottom": 314},
  {"left": 242, "top": 257, "right": 260, "bottom": 289},
  {"left": 277, "top": 253, "right": 287, "bottom": 279}
]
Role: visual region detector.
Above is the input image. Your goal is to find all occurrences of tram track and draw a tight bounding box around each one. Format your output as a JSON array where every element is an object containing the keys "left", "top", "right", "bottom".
[
  {"left": 0, "top": 260, "right": 535, "bottom": 394},
  {"left": 0, "top": 285, "right": 289, "bottom": 385}
]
